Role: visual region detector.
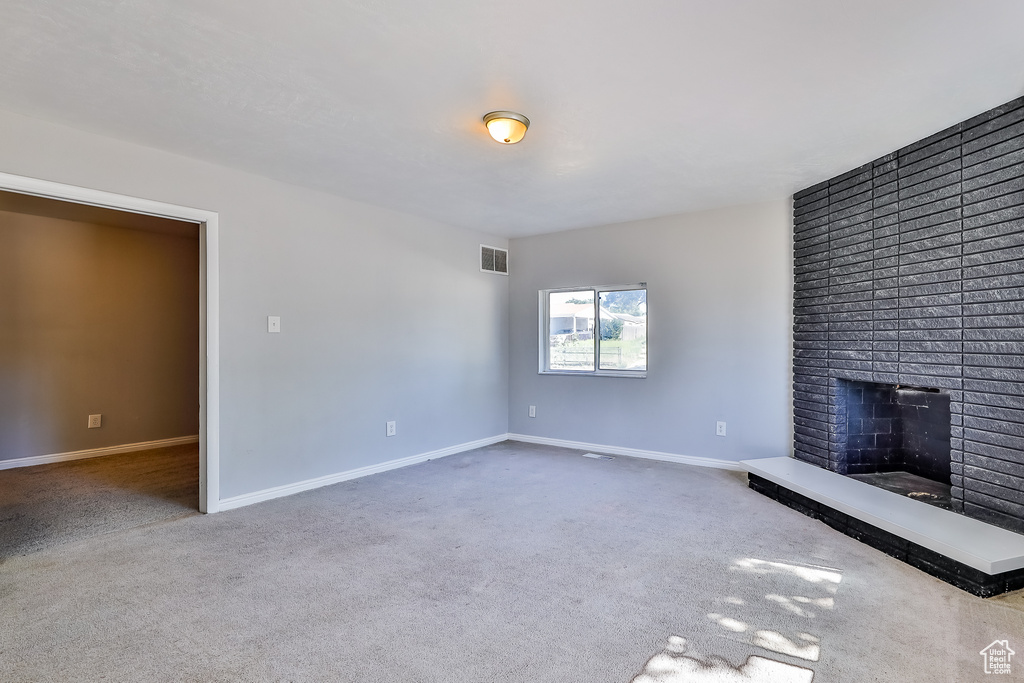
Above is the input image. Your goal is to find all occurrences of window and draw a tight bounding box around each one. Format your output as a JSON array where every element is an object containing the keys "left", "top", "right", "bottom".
[{"left": 539, "top": 284, "right": 647, "bottom": 377}]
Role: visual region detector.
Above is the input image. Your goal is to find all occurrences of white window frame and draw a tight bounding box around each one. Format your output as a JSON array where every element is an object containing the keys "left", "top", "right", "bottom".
[{"left": 538, "top": 283, "right": 647, "bottom": 378}]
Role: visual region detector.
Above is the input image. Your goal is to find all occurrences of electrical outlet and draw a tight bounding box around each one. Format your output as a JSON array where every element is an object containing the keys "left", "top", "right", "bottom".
[
  {"left": 529, "top": 405, "right": 536, "bottom": 418},
  {"left": 386, "top": 421, "right": 396, "bottom": 437},
  {"left": 716, "top": 421, "right": 727, "bottom": 437},
  {"left": 88, "top": 414, "right": 102, "bottom": 429}
]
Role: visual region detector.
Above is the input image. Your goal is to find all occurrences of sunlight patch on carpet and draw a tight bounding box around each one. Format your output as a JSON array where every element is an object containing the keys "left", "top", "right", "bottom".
[
  {"left": 630, "top": 636, "right": 814, "bottom": 683},
  {"left": 696, "top": 557, "right": 845, "bottom": 665}
]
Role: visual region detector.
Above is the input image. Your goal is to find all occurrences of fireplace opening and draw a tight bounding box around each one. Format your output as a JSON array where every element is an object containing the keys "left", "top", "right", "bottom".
[{"left": 835, "top": 379, "right": 952, "bottom": 510}]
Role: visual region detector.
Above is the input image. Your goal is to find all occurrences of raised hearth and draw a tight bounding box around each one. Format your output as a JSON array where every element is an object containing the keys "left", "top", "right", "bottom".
[{"left": 744, "top": 457, "right": 1024, "bottom": 597}]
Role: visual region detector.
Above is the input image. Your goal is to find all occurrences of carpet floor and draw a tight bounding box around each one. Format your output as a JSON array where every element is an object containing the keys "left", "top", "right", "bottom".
[
  {"left": 1, "top": 440, "right": 1022, "bottom": 682},
  {"left": 0, "top": 443, "right": 200, "bottom": 558}
]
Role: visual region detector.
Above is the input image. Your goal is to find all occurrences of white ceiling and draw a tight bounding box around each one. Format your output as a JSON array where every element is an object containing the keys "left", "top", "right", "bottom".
[{"left": 1, "top": 1, "right": 1023, "bottom": 238}]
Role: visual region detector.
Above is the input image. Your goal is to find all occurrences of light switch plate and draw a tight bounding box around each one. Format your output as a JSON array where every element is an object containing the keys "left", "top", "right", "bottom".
[{"left": 268, "top": 316, "right": 281, "bottom": 333}]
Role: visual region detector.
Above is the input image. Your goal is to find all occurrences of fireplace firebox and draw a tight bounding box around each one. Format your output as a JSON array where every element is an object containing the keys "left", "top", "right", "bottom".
[
  {"left": 834, "top": 379, "right": 951, "bottom": 481},
  {"left": 834, "top": 379, "right": 953, "bottom": 508}
]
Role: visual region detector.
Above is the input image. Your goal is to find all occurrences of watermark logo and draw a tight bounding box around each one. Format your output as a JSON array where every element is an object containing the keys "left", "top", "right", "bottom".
[{"left": 981, "top": 640, "right": 1015, "bottom": 675}]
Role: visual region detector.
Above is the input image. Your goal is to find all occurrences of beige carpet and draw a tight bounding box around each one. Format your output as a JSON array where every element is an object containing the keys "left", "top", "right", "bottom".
[
  {"left": 0, "top": 443, "right": 199, "bottom": 558},
  {"left": 1, "top": 441, "right": 1022, "bottom": 682}
]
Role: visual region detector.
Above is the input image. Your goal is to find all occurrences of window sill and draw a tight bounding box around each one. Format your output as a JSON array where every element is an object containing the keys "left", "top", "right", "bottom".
[{"left": 539, "top": 370, "right": 647, "bottom": 379}]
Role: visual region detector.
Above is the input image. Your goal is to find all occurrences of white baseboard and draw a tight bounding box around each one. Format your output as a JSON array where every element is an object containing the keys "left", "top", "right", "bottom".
[
  {"left": 506, "top": 433, "right": 745, "bottom": 471},
  {"left": 217, "top": 433, "right": 508, "bottom": 512},
  {"left": 0, "top": 435, "right": 201, "bottom": 471}
]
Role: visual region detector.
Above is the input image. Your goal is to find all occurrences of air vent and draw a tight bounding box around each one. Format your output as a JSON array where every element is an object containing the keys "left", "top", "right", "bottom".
[{"left": 480, "top": 245, "right": 508, "bottom": 275}]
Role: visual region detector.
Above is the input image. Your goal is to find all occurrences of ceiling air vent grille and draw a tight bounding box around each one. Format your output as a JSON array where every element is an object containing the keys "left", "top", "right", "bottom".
[{"left": 480, "top": 245, "right": 508, "bottom": 275}]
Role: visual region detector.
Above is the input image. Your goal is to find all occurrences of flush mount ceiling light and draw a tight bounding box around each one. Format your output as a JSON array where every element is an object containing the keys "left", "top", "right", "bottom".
[{"left": 483, "top": 111, "right": 530, "bottom": 144}]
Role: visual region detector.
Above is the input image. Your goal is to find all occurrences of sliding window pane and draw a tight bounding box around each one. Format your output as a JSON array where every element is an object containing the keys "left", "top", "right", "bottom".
[
  {"left": 598, "top": 289, "right": 647, "bottom": 371},
  {"left": 548, "top": 290, "right": 595, "bottom": 371}
]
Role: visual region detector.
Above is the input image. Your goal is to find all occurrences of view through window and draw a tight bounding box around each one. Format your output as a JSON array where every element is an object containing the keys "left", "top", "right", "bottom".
[{"left": 542, "top": 285, "right": 647, "bottom": 376}]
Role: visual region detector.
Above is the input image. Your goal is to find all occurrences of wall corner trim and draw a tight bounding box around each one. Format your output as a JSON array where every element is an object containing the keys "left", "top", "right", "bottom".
[
  {"left": 0, "top": 435, "right": 201, "bottom": 470},
  {"left": 217, "top": 434, "right": 509, "bottom": 512},
  {"left": 506, "top": 433, "right": 746, "bottom": 471}
]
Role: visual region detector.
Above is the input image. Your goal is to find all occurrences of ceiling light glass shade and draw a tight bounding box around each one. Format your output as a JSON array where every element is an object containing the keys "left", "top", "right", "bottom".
[{"left": 483, "top": 111, "right": 530, "bottom": 144}]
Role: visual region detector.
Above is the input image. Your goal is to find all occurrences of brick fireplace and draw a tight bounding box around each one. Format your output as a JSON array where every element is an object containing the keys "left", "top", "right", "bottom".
[{"left": 792, "top": 95, "right": 1024, "bottom": 535}]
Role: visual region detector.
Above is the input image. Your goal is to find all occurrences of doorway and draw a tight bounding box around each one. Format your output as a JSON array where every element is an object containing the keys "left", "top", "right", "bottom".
[{"left": 0, "top": 171, "right": 219, "bottom": 513}]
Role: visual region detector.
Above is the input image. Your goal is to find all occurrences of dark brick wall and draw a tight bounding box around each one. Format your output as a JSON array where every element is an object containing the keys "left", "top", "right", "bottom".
[{"left": 793, "top": 96, "right": 1024, "bottom": 534}]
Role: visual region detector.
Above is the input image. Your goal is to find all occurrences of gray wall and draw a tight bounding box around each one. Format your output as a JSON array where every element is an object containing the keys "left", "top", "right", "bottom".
[
  {"left": 508, "top": 201, "right": 793, "bottom": 463},
  {"left": 0, "top": 210, "right": 200, "bottom": 460},
  {"left": 0, "top": 108, "right": 509, "bottom": 500}
]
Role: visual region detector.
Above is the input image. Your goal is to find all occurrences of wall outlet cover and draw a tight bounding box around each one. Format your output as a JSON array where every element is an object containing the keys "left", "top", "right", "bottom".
[
  {"left": 386, "top": 420, "right": 396, "bottom": 437},
  {"left": 88, "top": 414, "right": 102, "bottom": 429}
]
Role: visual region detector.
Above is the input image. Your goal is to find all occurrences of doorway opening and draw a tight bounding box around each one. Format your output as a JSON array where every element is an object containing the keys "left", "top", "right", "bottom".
[{"left": 0, "top": 171, "right": 219, "bottom": 518}]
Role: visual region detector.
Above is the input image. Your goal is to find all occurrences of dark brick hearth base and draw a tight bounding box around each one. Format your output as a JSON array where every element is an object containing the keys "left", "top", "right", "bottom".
[{"left": 749, "top": 473, "right": 1024, "bottom": 597}]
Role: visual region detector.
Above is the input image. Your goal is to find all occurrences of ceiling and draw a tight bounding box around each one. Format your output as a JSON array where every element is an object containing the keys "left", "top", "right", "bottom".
[{"left": 1, "top": 1, "right": 1023, "bottom": 238}]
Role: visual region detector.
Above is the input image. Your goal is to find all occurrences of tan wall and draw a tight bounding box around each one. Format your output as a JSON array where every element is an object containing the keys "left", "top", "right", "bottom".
[{"left": 0, "top": 209, "right": 200, "bottom": 461}]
